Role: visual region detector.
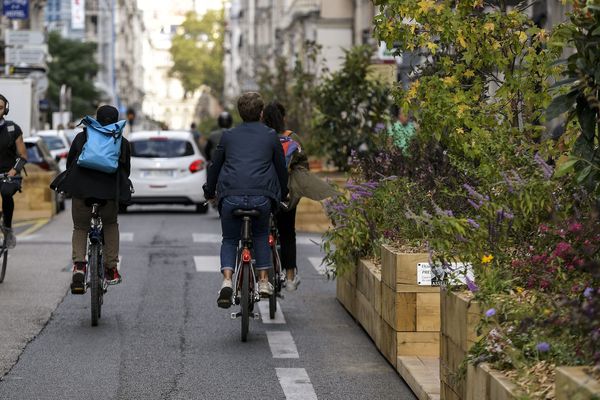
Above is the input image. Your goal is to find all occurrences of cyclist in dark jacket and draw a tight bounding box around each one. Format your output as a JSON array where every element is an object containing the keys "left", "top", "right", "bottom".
[
  {"left": 204, "top": 111, "right": 233, "bottom": 163},
  {"left": 0, "top": 94, "right": 27, "bottom": 249},
  {"left": 204, "top": 92, "right": 288, "bottom": 309},
  {"left": 57, "top": 105, "right": 131, "bottom": 291}
]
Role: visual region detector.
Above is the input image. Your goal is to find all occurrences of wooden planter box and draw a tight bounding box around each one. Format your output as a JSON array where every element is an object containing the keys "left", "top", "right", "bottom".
[
  {"left": 440, "top": 289, "right": 481, "bottom": 400},
  {"left": 13, "top": 167, "right": 57, "bottom": 221},
  {"left": 556, "top": 367, "right": 600, "bottom": 400}
]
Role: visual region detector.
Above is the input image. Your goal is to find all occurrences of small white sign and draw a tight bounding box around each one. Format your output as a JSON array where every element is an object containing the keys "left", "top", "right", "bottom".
[
  {"left": 5, "top": 45, "right": 47, "bottom": 65},
  {"left": 417, "top": 262, "right": 474, "bottom": 286},
  {"left": 6, "top": 30, "right": 44, "bottom": 46},
  {"left": 71, "top": 0, "right": 85, "bottom": 30}
]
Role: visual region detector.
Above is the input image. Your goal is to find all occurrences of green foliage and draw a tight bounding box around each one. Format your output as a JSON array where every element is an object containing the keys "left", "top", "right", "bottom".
[
  {"left": 547, "top": 0, "right": 600, "bottom": 198},
  {"left": 47, "top": 31, "right": 101, "bottom": 119},
  {"left": 169, "top": 10, "right": 224, "bottom": 98},
  {"left": 257, "top": 41, "right": 321, "bottom": 150},
  {"left": 312, "top": 45, "right": 392, "bottom": 171}
]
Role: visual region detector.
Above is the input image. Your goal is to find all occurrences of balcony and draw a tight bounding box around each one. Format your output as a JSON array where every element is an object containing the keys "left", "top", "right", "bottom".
[{"left": 286, "top": 0, "right": 320, "bottom": 16}]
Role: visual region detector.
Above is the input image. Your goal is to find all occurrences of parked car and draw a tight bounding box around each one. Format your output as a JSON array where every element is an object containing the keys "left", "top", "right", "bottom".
[
  {"left": 128, "top": 130, "right": 208, "bottom": 213},
  {"left": 23, "top": 136, "right": 65, "bottom": 212},
  {"left": 35, "top": 130, "right": 71, "bottom": 171}
]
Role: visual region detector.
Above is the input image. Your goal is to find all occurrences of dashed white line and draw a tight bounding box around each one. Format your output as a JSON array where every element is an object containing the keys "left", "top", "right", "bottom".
[
  {"left": 308, "top": 257, "right": 326, "bottom": 275},
  {"left": 276, "top": 368, "right": 318, "bottom": 400},
  {"left": 258, "top": 300, "right": 286, "bottom": 324},
  {"left": 267, "top": 331, "right": 299, "bottom": 359},
  {"left": 193, "top": 233, "right": 222, "bottom": 243},
  {"left": 193, "top": 256, "right": 221, "bottom": 272},
  {"left": 120, "top": 232, "right": 134, "bottom": 242}
]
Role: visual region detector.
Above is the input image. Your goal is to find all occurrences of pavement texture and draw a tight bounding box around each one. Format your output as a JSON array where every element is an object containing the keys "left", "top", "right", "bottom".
[{"left": 0, "top": 203, "right": 417, "bottom": 400}]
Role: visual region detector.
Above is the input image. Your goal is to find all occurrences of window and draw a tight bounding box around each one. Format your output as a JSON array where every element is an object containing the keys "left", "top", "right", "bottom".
[{"left": 130, "top": 139, "right": 194, "bottom": 158}]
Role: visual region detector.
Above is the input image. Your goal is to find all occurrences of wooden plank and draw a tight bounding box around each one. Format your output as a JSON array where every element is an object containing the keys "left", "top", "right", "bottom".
[
  {"left": 441, "top": 382, "right": 462, "bottom": 400},
  {"left": 397, "top": 356, "right": 441, "bottom": 400},
  {"left": 397, "top": 332, "right": 439, "bottom": 357},
  {"left": 336, "top": 275, "right": 356, "bottom": 317},
  {"left": 440, "top": 334, "right": 466, "bottom": 398},
  {"left": 416, "top": 292, "right": 441, "bottom": 332},
  {"left": 485, "top": 364, "right": 519, "bottom": 400},
  {"left": 382, "top": 284, "right": 416, "bottom": 331},
  {"left": 555, "top": 367, "right": 600, "bottom": 400},
  {"left": 381, "top": 244, "right": 430, "bottom": 287},
  {"left": 441, "top": 289, "right": 481, "bottom": 353},
  {"left": 356, "top": 290, "right": 377, "bottom": 343},
  {"left": 357, "top": 259, "right": 382, "bottom": 316},
  {"left": 466, "top": 363, "right": 489, "bottom": 400},
  {"left": 377, "top": 319, "right": 397, "bottom": 368}
]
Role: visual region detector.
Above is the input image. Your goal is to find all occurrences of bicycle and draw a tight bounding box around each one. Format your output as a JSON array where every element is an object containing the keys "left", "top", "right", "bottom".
[
  {"left": 267, "top": 213, "right": 285, "bottom": 319},
  {"left": 72, "top": 200, "right": 108, "bottom": 326},
  {"left": 0, "top": 173, "right": 22, "bottom": 284},
  {"left": 230, "top": 208, "right": 262, "bottom": 342}
]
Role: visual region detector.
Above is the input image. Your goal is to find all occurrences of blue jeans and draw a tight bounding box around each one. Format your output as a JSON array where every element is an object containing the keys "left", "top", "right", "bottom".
[{"left": 220, "top": 195, "right": 272, "bottom": 273}]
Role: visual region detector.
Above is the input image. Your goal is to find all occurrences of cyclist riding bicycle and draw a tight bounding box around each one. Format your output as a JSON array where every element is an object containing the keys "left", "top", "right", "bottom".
[
  {"left": 54, "top": 105, "right": 131, "bottom": 290},
  {"left": 203, "top": 92, "right": 289, "bottom": 309},
  {"left": 0, "top": 94, "right": 28, "bottom": 249}
]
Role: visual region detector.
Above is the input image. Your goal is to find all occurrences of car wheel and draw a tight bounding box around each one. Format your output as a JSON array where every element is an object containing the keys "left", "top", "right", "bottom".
[{"left": 195, "top": 203, "right": 209, "bottom": 214}]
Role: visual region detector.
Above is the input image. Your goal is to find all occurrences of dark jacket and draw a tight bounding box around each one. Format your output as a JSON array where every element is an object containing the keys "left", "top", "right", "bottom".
[
  {"left": 204, "top": 128, "right": 224, "bottom": 163},
  {"left": 56, "top": 129, "right": 132, "bottom": 203},
  {"left": 205, "top": 122, "right": 288, "bottom": 203}
]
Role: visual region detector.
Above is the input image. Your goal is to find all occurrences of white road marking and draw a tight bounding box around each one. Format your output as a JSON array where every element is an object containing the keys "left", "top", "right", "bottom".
[
  {"left": 296, "top": 236, "right": 321, "bottom": 246},
  {"left": 267, "top": 331, "right": 299, "bottom": 359},
  {"left": 276, "top": 368, "right": 318, "bottom": 400},
  {"left": 193, "top": 256, "right": 221, "bottom": 272},
  {"left": 120, "top": 232, "right": 134, "bottom": 242},
  {"left": 117, "top": 255, "right": 122, "bottom": 271},
  {"left": 258, "top": 300, "right": 286, "bottom": 324},
  {"left": 308, "top": 257, "right": 326, "bottom": 275},
  {"left": 193, "top": 233, "right": 222, "bottom": 243}
]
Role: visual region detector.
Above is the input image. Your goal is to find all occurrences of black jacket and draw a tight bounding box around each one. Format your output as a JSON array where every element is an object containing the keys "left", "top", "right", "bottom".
[
  {"left": 205, "top": 122, "right": 288, "bottom": 203},
  {"left": 57, "top": 129, "right": 132, "bottom": 203}
]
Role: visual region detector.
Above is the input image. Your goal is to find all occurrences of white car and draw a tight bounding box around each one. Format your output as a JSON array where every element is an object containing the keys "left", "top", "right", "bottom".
[
  {"left": 128, "top": 130, "right": 208, "bottom": 213},
  {"left": 35, "top": 130, "right": 71, "bottom": 171}
]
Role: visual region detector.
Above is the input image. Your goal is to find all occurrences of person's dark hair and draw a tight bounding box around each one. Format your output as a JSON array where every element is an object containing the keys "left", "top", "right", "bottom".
[
  {"left": 217, "top": 111, "right": 233, "bottom": 128},
  {"left": 275, "top": 102, "right": 285, "bottom": 118},
  {"left": 262, "top": 102, "right": 285, "bottom": 134},
  {"left": 191, "top": 122, "right": 197, "bottom": 129},
  {"left": 96, "top": 105, "right": 119, "bottom": 126},
  {"left": 237, "top": 92, "right": 264, "bottom": 122}
]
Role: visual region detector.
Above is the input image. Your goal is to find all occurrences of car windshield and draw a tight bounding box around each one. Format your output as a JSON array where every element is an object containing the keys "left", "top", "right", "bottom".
[
  {"left": 25, "top": 143, "right": 43, "bottom": 163},
  {"left": 39, "top": 135, "right": 66, "bottom": 151},
  {"left": 131, "top": 139, "right": 194, "bottom": 158}
]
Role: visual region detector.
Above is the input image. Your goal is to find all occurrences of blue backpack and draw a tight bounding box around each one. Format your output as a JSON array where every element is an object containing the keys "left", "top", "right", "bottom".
[{"left": 77, "top": 116, "right": 126, "bottom": 173}]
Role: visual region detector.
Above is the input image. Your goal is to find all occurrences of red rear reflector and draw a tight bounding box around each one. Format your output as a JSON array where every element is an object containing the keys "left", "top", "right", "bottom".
[
  {"left": 189, "top": 159, "right": 205, "bottom": 173},
  {"left": 242, "top": 249, "right": 251, "bottom": 263},
  {"left": 268, "top": 235, "right": 274, "bottom": 246}
]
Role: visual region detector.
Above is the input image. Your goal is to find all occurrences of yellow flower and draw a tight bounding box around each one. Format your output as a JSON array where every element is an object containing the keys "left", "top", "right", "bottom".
[
  {"left": 516, "top": 287, "right": 524, "bottom": 294},
  {"left": 463, "top": 69, "right": 475, "bottom": 78},
  {"left": 457, "top": 31, "right": 467, "bottom": 48},
  {"left": 457, "top": 104, "right": 470, "bottom": 117},
  {"left": 426, "top": 41, "right": 439, "bottom": 54},
  {"left": 543, "top": 308, "right": 552, "bottom": 316},
  {"left": 483, "top": 22, "right": 495, "bottom": 32},
  {"left": 417, "top": 0, "right": 435, "bottom": 13},
  {"left": 481, "top": 254, "right": 494, "bottom": 264},
  {"left": 442, "top": 76, "right": 457, "bottom": 85},
  {"left": 518, "top": 31, "right": 528, "bottom": 43},
  {"left": 456, "top": 128, "right": 464, "bottom": 134}
]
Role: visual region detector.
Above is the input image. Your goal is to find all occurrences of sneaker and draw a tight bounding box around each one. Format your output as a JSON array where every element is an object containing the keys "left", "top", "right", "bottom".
[
  {"left": 105, "top": 268, "right": 122, "bottom": 285},
  {"left": 70, "top": 262, "right": 87, "bottom": 294},
  {"left": 217, "top": 279, "right": 233, "bottom": 309},
  {"left": 2, "top": 226, "right": 16, "bottom": 249},
  {"left": 258, "top": 280, "right": 274, "bottom": 297},
  {"left": 285, "top": 273, "right": 301, "bottom": 292}
]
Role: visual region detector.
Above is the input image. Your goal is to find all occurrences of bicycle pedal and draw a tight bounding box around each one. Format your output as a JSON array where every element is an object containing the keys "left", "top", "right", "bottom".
[
  {"left": 253, "top": 312, "right": 261, "bottom": 320},
  {"left": 230, "top": 312, "right": 241, "bottom": 319}
]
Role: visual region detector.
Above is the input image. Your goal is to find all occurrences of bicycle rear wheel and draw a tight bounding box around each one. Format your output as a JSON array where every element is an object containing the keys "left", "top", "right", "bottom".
[
  {"left": 0, "top": 247, "right": 7, "bottom": 283},
  {"left": 90, "top": 243, "right": 102, "bottom": 326},
  {"left": 241, "top": 262, "right": 250, "bottom": 342}
]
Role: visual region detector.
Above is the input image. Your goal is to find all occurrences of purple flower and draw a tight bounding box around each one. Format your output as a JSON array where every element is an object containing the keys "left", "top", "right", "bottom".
[
  {"left": 463, "top": 183, "right": 489, "bottom": 202},
  {"left": 467, "top": 199, "right": 481, "bottom": 209},
  {"left": 584, "top": 287, "right": 594, "bottom": 298},
  {"left": 467, "top": 219, "right": 480, "bottom": 229},
  {"left": 534, "top": 153, "right": 554, "bottom": 179},
  {"left": 485, "top": 308, "right": 496, "bottom": 318},
  {"left": 466, "top": 276, "right": 479, "bottom": 293},
  {"left": 536, "top": 342, "right": 550, "bottom": 352}
]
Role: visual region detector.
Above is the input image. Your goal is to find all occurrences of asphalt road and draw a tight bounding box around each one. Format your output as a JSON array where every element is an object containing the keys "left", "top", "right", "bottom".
[{"left": 0, "top": 203, "right": 416, "bottom": 400}]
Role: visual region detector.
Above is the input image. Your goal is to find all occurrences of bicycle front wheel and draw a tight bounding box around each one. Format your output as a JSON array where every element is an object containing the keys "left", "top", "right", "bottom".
[
  {"left": 0, "top": 247, "right": 7, "bottom": 283},
  {"left": 241, "top": 262, "right": 250, "bottom": 342},
  {"left": 90, "top": 243, "right": 102, "bottom": 326}
]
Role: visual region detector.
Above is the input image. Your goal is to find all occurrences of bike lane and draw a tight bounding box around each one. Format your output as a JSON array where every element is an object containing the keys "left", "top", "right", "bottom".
[{"left": 0, "top": 207, "right": 416, "bottom": 399}]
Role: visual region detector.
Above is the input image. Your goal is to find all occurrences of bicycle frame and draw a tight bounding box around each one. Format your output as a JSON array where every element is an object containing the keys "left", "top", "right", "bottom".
[
  {"left": 233, "top": 215, "right": 258, "bottom": 305},
  {"left": 87, "top": 203, "right": 107, "bottom": 326}
]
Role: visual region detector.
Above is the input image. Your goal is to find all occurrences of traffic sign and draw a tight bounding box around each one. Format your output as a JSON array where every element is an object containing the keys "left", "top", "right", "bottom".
[
  {"left": 5, "top": 45, "right": 47, "bottom": 65},
  {"left": 3, "top": 0, "right": 29, "bottom": 19},
  {"left": 6, "top": 30, "right": 45, "bottom": 46}
]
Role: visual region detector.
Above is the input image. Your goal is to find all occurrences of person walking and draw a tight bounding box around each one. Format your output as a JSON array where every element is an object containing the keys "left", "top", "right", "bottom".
[
  {"left": 203, "top": 93, "right": 288, "bottom": 308},
  {"left": 0, "top": 94, "right": 27, "bottom": 249},
  {"left": 204, "top": 111, "right": 233, "bottom": 163},
  {"left": 261, "top": 101, "right": 340, "bottom": 291},
  {"left": 53, "top": 105, "right": 132, "bottom": 292}
]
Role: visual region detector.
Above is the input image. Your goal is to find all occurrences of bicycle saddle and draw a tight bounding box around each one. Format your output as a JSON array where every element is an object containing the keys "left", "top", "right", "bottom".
[
  {"left": 84, "top": 198, "right": 108, "bottom": 207},
  {"left": 233, "top": 209, "right": 261, "bottom": 217}
]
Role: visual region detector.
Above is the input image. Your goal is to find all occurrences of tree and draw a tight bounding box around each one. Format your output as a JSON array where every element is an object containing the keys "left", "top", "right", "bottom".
[
  {"left": 47, "top": 31, "right": 102, "bottom": 119},
  {"left": 169, "top": 10, "right": 224, "bottom": 98}
]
